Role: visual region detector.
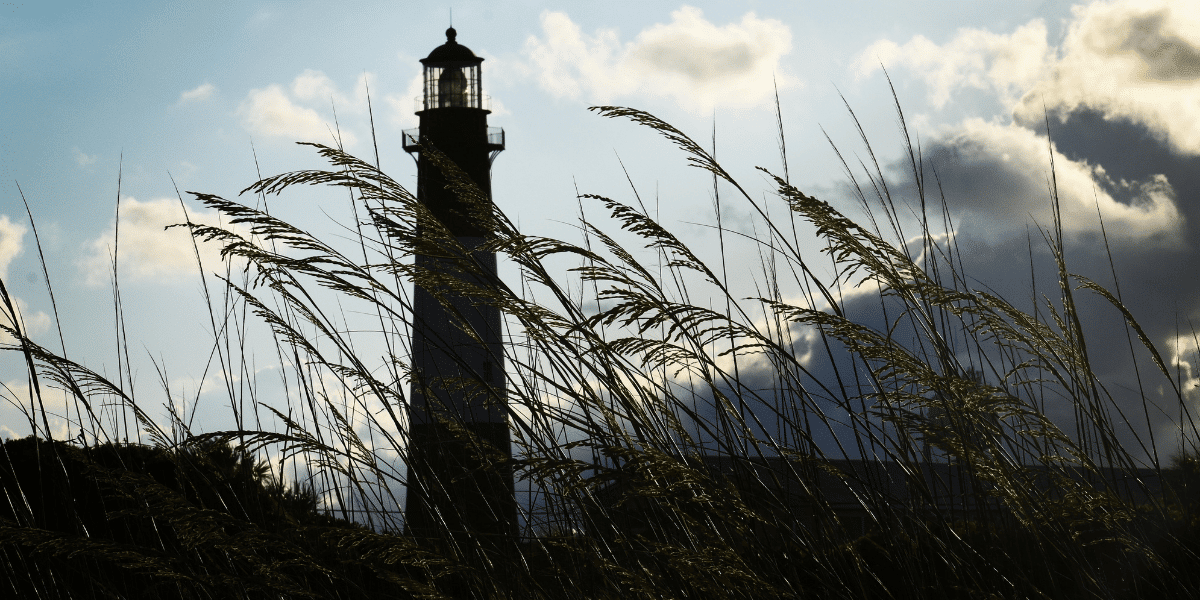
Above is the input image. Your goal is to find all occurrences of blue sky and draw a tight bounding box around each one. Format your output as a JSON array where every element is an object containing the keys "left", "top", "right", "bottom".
[{"left": 2, "top": 0, "right": 1199, "bottom": 470}]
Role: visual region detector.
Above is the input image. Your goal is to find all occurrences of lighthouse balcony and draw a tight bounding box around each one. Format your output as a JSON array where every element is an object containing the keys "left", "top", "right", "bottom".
[
  {"left": 412, "top": 94, "right": 495, "bottom": 113},
  {"left": 402, "top": 129, "right": 420, "bottom": 154},
  {"left": 486, "top": 127, "right": 505, "bottom": 151},
  {"left": 402, "top": 127, "right": 505, "bottom": 155}
]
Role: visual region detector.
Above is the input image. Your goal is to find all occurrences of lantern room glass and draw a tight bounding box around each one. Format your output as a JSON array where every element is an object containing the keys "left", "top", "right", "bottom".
[{"left": 422, "top": 63, "right": 482, "bottom": 110}]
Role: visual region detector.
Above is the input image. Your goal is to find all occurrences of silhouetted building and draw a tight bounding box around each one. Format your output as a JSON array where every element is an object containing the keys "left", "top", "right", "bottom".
[{"left": 402, "top": 28, "right": 516, "bottom": 551}]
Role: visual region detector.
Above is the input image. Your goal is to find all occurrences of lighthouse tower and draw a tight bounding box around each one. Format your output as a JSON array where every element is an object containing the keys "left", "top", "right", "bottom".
[{"left": 402, "top": 28, "right": 515, "bottom": 547}]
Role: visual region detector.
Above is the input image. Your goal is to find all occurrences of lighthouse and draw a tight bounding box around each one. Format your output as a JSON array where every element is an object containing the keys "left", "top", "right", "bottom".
[{"left": 402, "top": 28, "right": 515, "bottom": 549}]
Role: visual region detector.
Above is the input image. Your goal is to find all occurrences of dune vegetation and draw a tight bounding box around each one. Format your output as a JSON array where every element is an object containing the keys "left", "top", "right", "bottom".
[{"left": 1, "top": 86, "right": 1198, "bottom": 598}]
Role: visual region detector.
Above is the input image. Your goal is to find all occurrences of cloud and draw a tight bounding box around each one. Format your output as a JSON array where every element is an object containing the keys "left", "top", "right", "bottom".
[
  {"left": 884, "top": 108, "right": 1200, "bottom": 462},
  {"left": 237, "top": 83, "right": 358, "bottom": 147},
  {"left": 1012, "top": 0, "right": 1200, "bottom": 156},
  {"left": 0, "top": 214, "right": 24, "bottom": 281},
  {"left": 238, "top": 70, "right": 378, "bottom": 145},
  {"left": 291, "top": 69, "right": 377, "bottom": 112},
  {"left": 854, "top": 19, "right": 1054, "bottom": 109},
  {"left": 917, "top": 117, "right": 1184, "bottom": 247},
  {"left": 838, "top": 0, "right": 1200, "bottom": 461},
  {"left": 78, "top": 197, "right": 249, "bottom": 287},
  {"left": 0, "top": 215, "right": 51, "bottom": 345},
  {"left": 0, "top": 381, "right": 78, "bottom": 441},
  {"left": 291, "top": 70, "right": 339, "bottom": 104},
  {"left": 0, "top": 381, "right": 73, "bottom": 422},
  {"left": 486, "top": 96, "right": 510, "bottom": 118},
  {"left": 179, "top": 82, "right": 216, "bottom": 103},
  {"left": 7, "top": 296, "right": 51, "bottom": 339},
  {"left": 856, "top": 0, "right": 1200, "bottom": 157},
  {"left": 71, "top": 146, "right": 97, "bottom": 167},
  {"left": 523, "top": 6, "right": 795, "bottom": 113},
  {"left": 852, "top": 1, "right": 1199, "bottom": 258},
  {"left": 1165, "top": 333, "right": 1200, "bottom": 444},
  {"left": 385, "top": 72, "right": 424, "bottom": 130}
]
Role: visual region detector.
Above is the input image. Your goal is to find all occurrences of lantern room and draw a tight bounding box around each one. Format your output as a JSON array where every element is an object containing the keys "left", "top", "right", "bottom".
[{"left": 419, "top": 27, "right": 485, "bottom": 111}]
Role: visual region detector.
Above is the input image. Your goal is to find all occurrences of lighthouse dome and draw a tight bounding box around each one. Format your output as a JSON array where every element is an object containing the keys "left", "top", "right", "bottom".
[{"left": 422, "top": 28, "right": 481, "bottom": 63}]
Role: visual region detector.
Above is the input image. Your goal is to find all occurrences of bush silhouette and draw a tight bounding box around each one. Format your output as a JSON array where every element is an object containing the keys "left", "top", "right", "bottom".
[{"left": 0, "top": 435, "right": 421, "bottom": 599}]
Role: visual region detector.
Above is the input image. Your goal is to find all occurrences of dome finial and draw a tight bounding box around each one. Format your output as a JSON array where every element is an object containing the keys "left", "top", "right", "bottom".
[{"left": 446, "top": 27, "right": 457, "bottom": 43}]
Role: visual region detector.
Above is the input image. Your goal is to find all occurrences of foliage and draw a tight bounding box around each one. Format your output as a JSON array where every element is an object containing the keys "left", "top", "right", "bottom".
[{"left": 0, "top": 435, "right": 430, "bottom": 599}]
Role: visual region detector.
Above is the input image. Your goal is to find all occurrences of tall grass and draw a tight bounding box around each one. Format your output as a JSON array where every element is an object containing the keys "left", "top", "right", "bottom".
[{"left": 1, "top": 85, "right": 1197, "bottom": 599}]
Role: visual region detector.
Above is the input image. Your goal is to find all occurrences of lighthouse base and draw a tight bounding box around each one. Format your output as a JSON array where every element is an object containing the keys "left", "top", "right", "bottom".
[{"left": 404, "top": 420, "right": 517, "bottom": 548}]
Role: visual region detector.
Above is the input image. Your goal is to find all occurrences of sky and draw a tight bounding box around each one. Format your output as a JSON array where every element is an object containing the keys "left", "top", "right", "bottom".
[{"left": 2, "top": 0, "right": 1200, "bottom": 479}]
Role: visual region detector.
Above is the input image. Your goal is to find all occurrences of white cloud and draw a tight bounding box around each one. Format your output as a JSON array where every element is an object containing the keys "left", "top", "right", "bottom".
[
  {"left": 292, "top": 69, "right": 338, "bottom": 103},
  {"left": 0, "top": 380, "right": 74, "bottom": 422},
  {"left": 0, "top": 215, "right": 50, "bottom": 345},
  {"left": 1013, "top": 0, "right": 1200, "bottom": 156},
  {"left": 291, "top": 69, "right": 376, "bottom": 112},
  {"left": 853, "top": 19, "right": 1055, "bottom": 109},
  {"left": 78, "top": 197, "right": 250, "bottom": 287},
  {"left": 9, "top": 296, "right": 51, "bottom": 338},
  {"left": 237, "top": 84, "right": 358, "bottom": 147},
  {"left": 928, "top": 118, "right": 1184, "bottom": 246},
  {"left": 1168, "top": 333, "right": 1200, "bottom": 390},
  {"left": 238, "top": 71, "right": 376, "bottom": 146},
  {"left": 474, "top": 52, "right": 514, "bottom": 117},
  {"left": 1164, "top": 333, "right": 1200, "bottom": 443},
  {"left": 71, "top": 146, "right": 97, "bottom": 167},
  {"left": 523, "top": 6, "right": 795, "bottom": 113},
  {"left": 0, "top": 214, "right": 24, "bottom": 281},
  {"left": 856, "top": 0, "right": 1200, "bottom": 156},
  {"left": 849, "top": 1, "right": 1200, "bottom": 463},
  {"left": 487, "top": 96, "right": 510, "bottom": 118},
  {"left": 179, "top": 82, "right": 216, "bottom": 103},
  {"left": 0, "top": 413, "right": 73, "bottom": 443},
  {"left": 385, "top": 72, "right": 424, "bottom": 130}
]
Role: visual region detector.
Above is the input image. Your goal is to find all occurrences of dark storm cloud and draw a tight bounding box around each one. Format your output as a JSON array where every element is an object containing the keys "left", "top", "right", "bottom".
[
  {"left": 904, "top": 117, "right": 1184, "bottom": 249},
  {"left": 923, "top": 107, "right": 1200, "bottom": 330},
  {"left": 664, "top": 104, "right": 1200, "bottom": 464},
  {"left": 1040, "top": 108, "right": 1200, "bottom": 214},
  {"left": 615, "top": 0, "right": 1200, "bottom": 465},
  {"left": 838, "top": 106, "right": 1200, "bottom": 462}
]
